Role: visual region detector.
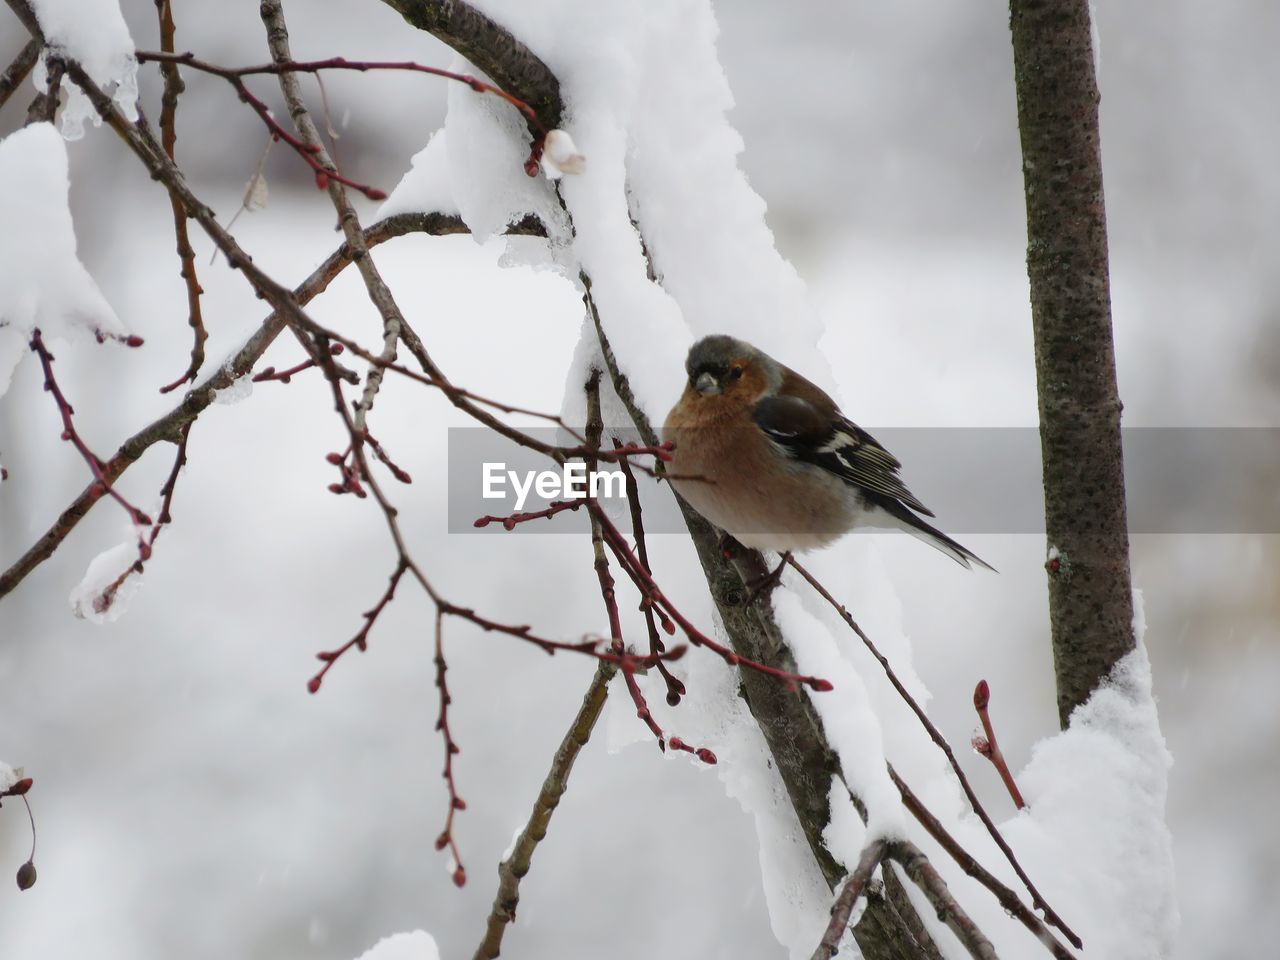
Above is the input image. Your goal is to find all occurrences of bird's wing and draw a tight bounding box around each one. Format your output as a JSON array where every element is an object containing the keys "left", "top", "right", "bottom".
[{"left": 751, "top": 394, "right": 936, "bottom": 517}]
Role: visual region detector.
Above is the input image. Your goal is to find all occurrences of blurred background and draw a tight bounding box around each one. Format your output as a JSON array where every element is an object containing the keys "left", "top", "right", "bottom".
[{"left": 1, "top": 1, "right": 1276, "bottom": 957}]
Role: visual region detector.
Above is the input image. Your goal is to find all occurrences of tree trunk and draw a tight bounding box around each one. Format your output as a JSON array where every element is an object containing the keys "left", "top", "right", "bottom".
[{"left": 1009, "top": 0, "right": 1136, "bottom": 727}]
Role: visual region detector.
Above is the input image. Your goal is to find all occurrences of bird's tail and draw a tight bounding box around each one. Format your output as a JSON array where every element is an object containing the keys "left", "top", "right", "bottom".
[{"left": 872, "top": 497, "right": 997, "bottom": 572}]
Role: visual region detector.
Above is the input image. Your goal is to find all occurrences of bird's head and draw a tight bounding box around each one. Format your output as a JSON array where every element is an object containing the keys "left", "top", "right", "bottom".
[{"left": 683, "top": 335, "right": 777, "bottom": 403}]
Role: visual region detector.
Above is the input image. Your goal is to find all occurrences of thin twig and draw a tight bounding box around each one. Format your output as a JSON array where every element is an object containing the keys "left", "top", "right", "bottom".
[
  {"left": 433, "top": 608, "right": 467, "bottom": 887},
  {"left": 787, "top": 555, "right": 1080, "bottom": 949},
  {"left": 973, "top": 680, "right": 1026, "bottom": 810},
  {"left": 472, "top": 658, "right": 616, "bottom": 959},
  {"left": 583, "top": 372, "right": 712, "bottom": 762},
  {"left": 93, "top": 421, "right": 192, "bottom": 615},
  {"left": 887, "top": 767, "right": 1077, "bottom": 960},
  {"left": 612, "top": 436, "right": 685, "bottom": 706},
  {"left": 889, "top": 840, "right": 999, "bottom": 960},
  {"left": 252, "top": 342, "right": 345, "bottom": 383},
  {"left": 153, "top": 0, "right": 208, "bottom": 394},
  {"left": 592, "top": 504, "right": 833, "bottom": 692},
  {"left": 811, "top": 838, "right": 889, "bottom": 960},
  {"left": 473, "top": 500, "right": 585, "bottom": 530},
  {"left": 135, "top": 50, "right": 545, "bottom": 129},
  {"left": 24, "top": 53, "right": 61, "bottom": 125},
  {"left": 0, "top": 37, "right": 40, "bottom": 112},
  {"left": 27, "top": 330, "right": 152, "bottom": 540},
  {"left": 132, "top": 45, "right": 552, "bottom": 199}
]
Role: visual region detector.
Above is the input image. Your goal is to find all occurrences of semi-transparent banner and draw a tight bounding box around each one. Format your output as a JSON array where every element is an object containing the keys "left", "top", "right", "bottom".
[{"left": 446, "top": 427, "right": 1280, "bottom": 535}]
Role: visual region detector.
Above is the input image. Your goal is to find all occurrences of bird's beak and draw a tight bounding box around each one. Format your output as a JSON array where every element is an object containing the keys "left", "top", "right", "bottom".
[{"left": 694, "top": 372, "right": 721, "bottom": 396}]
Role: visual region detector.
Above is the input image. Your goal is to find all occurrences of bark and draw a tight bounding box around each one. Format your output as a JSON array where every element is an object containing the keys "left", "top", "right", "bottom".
[
  {"left": 1009, "top": 0, "right": 1136, "bottom": 726},
  {"left": 377, "top": 0, "right": 562, "bottom": 129}
]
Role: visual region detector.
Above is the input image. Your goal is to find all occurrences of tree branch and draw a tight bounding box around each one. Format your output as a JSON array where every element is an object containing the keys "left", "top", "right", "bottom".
[
  {"left": 473, "top": 657, "right": 615, "bottom": 958},
  {"left": 0, "top": 37, "right": 39, "bottom": 112},
  {"left": 0, "top": 212, "right": 523, "bottom": 602},
  {"left": 376, "top": 0, "right": 562, "bottom": 130},
  {"left": 152, "top": 0, "right": 208, "bottom": 394},
  {"left": 889, "top": 840, "right": 999, "bottom": 960},
  {"left": 811, "top": 838, "right": 889, "bottom": 960}
]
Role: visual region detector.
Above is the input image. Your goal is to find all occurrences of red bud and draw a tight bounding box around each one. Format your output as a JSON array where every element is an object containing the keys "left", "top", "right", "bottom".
[
  {"left": 808, "top": 678, "right": 834, "bottom": 693},
  {"left": 973, "top": 679, "right": 990, "bottom": 710},
  {"left": 696, "top": 748, "right": 717, "bottom": 765},
  {"left": 452, "top": 866, "right": 466, "bottom": 887},
  {"left": 306, "top": 676, "right": 322, "bottom": 694}
]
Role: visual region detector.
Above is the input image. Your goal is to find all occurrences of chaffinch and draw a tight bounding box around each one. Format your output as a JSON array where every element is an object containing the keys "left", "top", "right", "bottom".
[{"left": 663, "top": 335, "right": 992, "bottom": 570}]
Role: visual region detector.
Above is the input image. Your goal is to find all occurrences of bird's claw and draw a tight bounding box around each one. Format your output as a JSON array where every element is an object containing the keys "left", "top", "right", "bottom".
[{"left": 743, "top": 552, "right": 790, "bottom": 606}]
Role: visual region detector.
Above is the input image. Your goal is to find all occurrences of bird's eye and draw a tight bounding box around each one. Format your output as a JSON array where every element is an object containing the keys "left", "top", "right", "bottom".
[{"left": 728, "top": 366, "right": 744, "bottom": 381}]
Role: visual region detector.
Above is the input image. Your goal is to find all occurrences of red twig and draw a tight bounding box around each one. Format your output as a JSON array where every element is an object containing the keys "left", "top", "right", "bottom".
[
  {"left": 324, "top": 443, "right": 366, "bottom": 498},
  {"left": 252, "top": 342, "right": 344, "bottom": 383},
  {"left": 612, "top": 437, "right": 685, "bottom": 706},
  {"left": 94, "top": 421, "right": 191, "bottom": 615},
  {"left": 321, "top": 427, "right": 410, "bottom": 494},
  {"left": 433, "top": 609, "right": 467, "bottom": 887},
  {"left": 438, "top": 600, "right": 686, "bottom": 667},
  {"left": 590, "top": 503, "right": 833, "bottom": 693},
  {"left": 28, "top": 330, "right": 153, "bottom": 540},
  {"left": 307, "top": 562, "right": 686, "bottom": 694},
  {"left": 135, "top": 51, "right": 545, "bottom": 129},
  {"left": 972, "top": 680, "right": 1026, "bottom": 810},
  {"left": 614, "top": 640, "right": 716, "bottom": 764},
  {"left": 474, "top": 499, "right": 584, "bottom": 530},
  {"left": 362, "top": 429, "right": 412, "bottom": 484},
  {"left": 581, "top": 371, "right": 711, "bottom": 762},
  {"left": 153, "top": 1, "right": 208, "bottom": 394},
  {"left": 308, "top": 562, "right": 407, "bottom": 693},
  {"left": 133, "top": 50, "right": 552, "bottom": 193},
  {"left": 560, "top": 440, "right": 674, "bottom": 465}
]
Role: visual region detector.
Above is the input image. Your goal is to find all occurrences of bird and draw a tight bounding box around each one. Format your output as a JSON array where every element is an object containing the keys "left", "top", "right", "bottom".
[{"left": 663, "top": 335, "right": 993, "bottom": 581}]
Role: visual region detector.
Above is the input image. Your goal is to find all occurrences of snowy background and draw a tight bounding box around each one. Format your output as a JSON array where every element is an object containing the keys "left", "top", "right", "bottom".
[{"left": 1, "top": 1, "right": 1277, "bottom": 957}]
